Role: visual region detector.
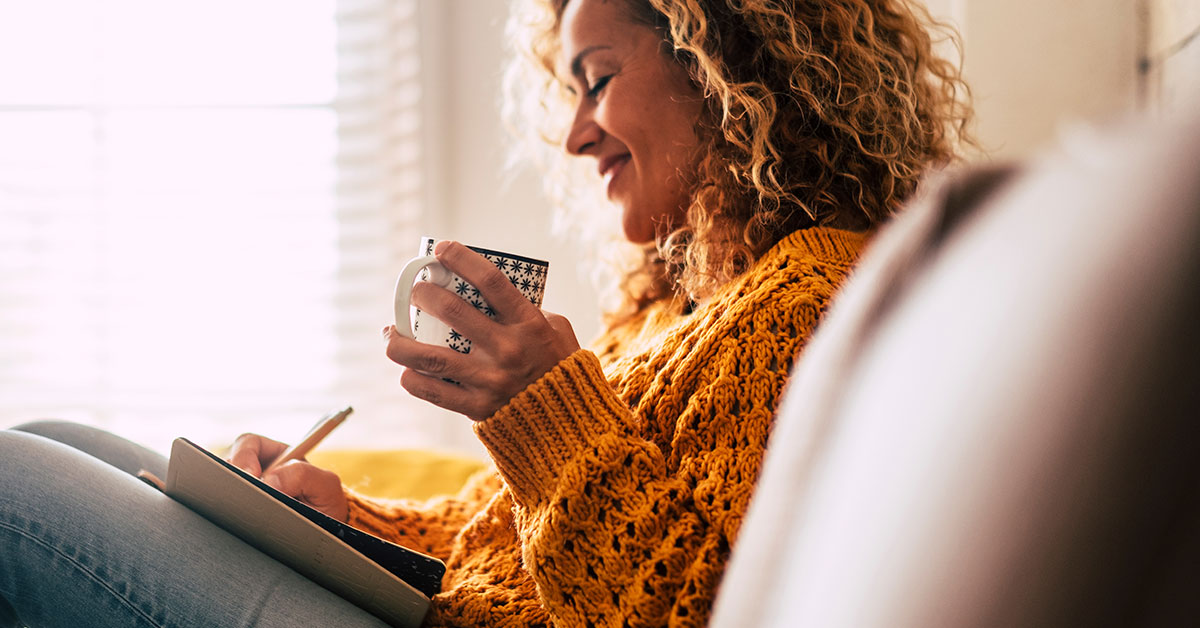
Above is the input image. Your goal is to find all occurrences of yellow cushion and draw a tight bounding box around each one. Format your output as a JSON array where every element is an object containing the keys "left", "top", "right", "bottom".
[{"left": 307, "top": 449, "right": 489, "bottom": 501}]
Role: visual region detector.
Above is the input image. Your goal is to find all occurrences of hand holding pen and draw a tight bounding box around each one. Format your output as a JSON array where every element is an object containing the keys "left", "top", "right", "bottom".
[
  {"left": 263, "top": 406, "right": 352, "bottom": 474},
  {"left": 226, "top": 406, "right": 354, "bottom": 522}
]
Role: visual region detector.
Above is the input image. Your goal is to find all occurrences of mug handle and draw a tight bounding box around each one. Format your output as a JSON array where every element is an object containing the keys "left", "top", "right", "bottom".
[{"left": 393, "top": 255, "right": 453, "bottom": 339}]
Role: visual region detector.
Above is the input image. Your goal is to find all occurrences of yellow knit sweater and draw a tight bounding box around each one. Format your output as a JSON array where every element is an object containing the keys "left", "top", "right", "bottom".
[{"left": 347, "top": 227, "right": 866, "bottom": 627}]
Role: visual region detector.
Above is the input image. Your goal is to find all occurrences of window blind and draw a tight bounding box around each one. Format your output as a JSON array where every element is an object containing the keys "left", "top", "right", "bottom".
[{"left": 0, "top": 0, "right": 445, "bottom": 454}]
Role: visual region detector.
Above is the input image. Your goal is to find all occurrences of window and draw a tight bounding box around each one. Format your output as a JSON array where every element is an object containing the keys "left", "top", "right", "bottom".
[{"left": 0, "top": 0, "right": 452, "bottom": 454}]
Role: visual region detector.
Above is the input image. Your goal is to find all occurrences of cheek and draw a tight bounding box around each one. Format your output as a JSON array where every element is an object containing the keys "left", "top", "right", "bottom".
[
  {"left": 661, "top": 67, "right": 703, "bottom": 137},
  {"left": 595, "top": 92, "right": 641, "bottom": 140},
  {"left": 661, "top": 102, "right": 702, "bottom": 171},
  {"left": 656, "top": 78, "right": 703, "bottom": 161}
]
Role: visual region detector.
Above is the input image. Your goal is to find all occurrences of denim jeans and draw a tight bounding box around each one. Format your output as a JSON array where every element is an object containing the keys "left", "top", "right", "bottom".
[{"left": 0, "top": 422, "right": 388, "bottom": 628}]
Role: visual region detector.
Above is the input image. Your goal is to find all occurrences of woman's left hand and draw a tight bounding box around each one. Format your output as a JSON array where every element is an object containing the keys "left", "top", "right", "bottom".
[{"left": 383, "top": 240, "right": 581, "bottom": 421}]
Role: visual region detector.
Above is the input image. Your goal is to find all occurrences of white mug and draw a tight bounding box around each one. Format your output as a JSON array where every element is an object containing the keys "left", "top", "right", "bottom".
[{"left": 393, "top": 237, "right": 549, "bottom": 354}]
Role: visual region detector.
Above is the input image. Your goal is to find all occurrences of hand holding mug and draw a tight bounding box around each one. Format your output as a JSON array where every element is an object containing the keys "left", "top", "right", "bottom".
[{"left": 385, "top": 239, "right": 580, "bottom": 421}]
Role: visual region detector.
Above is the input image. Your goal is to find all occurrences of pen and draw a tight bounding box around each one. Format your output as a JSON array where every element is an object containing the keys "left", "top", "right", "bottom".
[{"left": 263, "top": 406, "right": 353, "bottom": 475}]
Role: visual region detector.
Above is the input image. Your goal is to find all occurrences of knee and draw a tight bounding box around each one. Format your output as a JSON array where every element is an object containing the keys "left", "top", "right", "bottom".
[
  {"left": 10, "top": 419, "right": 71, "bottom": 437},
  {"left": 10, "top": 420, "right": 118, "bottom": 453},
  {"left": 0, "top": 429, "right": 68, "bottom": 479},
  {"left": 0, "top": 429, "right": 137, "bottom": 500},
  {"left": 2, "top": 422, "right": 109, "bottom": 467}
]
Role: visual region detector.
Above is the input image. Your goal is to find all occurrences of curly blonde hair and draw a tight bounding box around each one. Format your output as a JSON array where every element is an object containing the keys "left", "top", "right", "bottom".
[{"left": 505, "top": 0, "right": 974, "bottom": 321}]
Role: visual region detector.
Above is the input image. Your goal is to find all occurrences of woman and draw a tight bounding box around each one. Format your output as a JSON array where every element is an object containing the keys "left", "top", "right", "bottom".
[
  {"left": 241, "top": 0, "right": 971, "bottom": 624},
  {"left": 0, "top": 0, "right": 970, "bottom": 625}
]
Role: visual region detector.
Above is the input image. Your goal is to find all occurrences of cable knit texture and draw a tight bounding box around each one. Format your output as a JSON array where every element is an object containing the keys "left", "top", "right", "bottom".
[{"left": 346, "top": 227, "right": 866, "bottom": 626}]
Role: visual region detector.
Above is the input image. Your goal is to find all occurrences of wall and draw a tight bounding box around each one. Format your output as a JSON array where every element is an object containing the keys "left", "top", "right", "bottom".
[{"left": 924, "top": 0, "right": 1142, "bottom": 159}]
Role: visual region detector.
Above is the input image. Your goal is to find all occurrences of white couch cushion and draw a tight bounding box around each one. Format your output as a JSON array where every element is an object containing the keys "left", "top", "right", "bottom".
[{"left": 713, "top": 105, "right": 1200, "bottom": 627}]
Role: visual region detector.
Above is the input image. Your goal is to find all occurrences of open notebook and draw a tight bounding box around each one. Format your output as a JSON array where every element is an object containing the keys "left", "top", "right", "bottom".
[{"left": 163, "top": 438, "right": 445, "bottom": 627}]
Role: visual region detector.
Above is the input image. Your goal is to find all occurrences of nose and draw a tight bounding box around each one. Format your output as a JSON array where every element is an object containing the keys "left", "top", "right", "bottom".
[{"left": 564, "top": 101, "right": 602, "bottom": 156}]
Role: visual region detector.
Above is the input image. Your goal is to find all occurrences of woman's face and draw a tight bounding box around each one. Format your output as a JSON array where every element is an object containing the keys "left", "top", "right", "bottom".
[{"left": 558, "top": 0, "right": 704, "bottom": 244}]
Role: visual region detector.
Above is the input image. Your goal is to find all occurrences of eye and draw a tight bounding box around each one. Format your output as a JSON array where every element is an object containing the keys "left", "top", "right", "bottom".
[{"left": 586, "top": 75, "right": 612, "bottom": 99}]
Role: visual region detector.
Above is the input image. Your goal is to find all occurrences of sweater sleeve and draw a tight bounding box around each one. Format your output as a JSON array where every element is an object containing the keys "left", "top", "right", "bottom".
[
  {"left": 473, "top": 284, "right": 827, "bottom": 626},
  {"left": 345, "top": 467, "right": 502, "bottom": 561}
]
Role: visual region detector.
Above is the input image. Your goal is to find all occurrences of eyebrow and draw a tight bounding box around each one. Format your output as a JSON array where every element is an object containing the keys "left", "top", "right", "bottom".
[{"left": 569, "top": 45, "right": 612, "bottom": 79}]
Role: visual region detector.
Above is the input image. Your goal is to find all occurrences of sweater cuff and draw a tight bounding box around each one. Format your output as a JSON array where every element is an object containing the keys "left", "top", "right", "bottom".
[{"left": 474, "top": 349, "right": 632, "bottom": 509}]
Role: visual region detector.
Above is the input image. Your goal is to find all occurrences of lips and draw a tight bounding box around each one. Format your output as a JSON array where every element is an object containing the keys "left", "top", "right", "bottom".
[{"left": 598, "top": 154, "right": 630, "bottom": 196}]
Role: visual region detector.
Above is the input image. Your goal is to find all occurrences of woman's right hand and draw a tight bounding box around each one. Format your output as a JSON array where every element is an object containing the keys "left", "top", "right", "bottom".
[{"left": 227, "top": 433, "right": 350, "bottom": 523}]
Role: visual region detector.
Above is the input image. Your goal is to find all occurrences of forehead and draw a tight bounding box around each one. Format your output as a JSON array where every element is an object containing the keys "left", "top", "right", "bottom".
[{"left": 558, "top": 0, "right": 637, "bottom": 60}]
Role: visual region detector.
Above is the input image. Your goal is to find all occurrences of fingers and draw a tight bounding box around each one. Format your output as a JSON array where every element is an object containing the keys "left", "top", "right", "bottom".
[
  {"left": 383, "top": 325, "right": 475, "bottom": 379},
  {"left": 228, "top": 433, "right": 288, "bottom": 477},
  {"left": 433, "top": 241, "right": 540, "bottom": 324},
  {"left": 407, "top": 281, "right": 540, "bottom": 369},
  {"left": 385, "top": 324, "right": 518, "bottom": 419},
  {"left": 383, "top": 324, "right": 503, "bottom": 412},
  {"left": 409, "top": 280, "right": 498, "bottom": 351},
  {"left": 399, "top": 367, "right": 497, "bottom": 421},
  {"left": 382, "top": 304, "right": 583, "bottom": 420},
  {"left": 261, "top": 460, "right": 349, "bottom": 522}
]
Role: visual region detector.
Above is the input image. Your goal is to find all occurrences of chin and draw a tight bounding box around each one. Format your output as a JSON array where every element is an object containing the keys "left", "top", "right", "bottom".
[
  {"left": 619, "top": 207, "right": 652, "bottom": 244},
  {"left": 621, "top": 199, "right": 685, "bottom": 244},
  {"left": 621, "top": 222, "right": 657, "bottom": 245}
]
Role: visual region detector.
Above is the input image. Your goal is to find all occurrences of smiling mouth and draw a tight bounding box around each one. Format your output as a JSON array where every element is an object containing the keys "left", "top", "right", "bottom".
[{"left": 600, "top": 155, "right": 630, "bottom": 195}]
